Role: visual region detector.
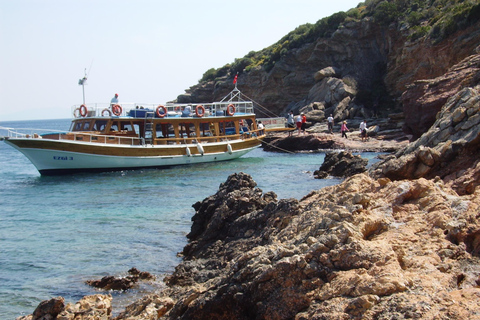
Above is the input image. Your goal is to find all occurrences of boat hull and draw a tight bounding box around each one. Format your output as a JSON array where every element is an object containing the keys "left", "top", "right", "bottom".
[{"left": 5, "top": 138, "right": 261, "bottom": 175}]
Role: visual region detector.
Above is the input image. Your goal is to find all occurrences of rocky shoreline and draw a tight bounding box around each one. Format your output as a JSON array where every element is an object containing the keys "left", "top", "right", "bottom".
[{"left": 16, "top": 49, "right": 480, "bottom": 320}]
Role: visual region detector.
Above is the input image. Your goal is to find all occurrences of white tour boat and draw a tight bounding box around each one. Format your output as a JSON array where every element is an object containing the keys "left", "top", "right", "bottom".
[{"left": 2, "top": 88, "right": 265, "bottom": 175}]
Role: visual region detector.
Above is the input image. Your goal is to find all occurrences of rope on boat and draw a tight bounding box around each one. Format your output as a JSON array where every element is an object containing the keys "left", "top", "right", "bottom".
[
  {"left": 240, "top": 92, "right": 280, "bottom": 118},
  {"left": 260, "top": 139, "right": 296, "bottom": 154}
]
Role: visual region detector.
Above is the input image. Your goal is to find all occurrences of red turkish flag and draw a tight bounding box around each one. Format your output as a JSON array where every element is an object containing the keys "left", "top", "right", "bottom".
[{"left": 233, "top": 73, "right": 238, "bottom": 84}]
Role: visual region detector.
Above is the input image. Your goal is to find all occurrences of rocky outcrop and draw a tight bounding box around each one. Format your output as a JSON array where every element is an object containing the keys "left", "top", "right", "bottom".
[
  {"left": 86, "top": 268, "right": 155, "bottom": 291},
  {"left": 114, "top": 172, "right": 480, "bottom": 319},
  {"left": 17, "top": 295, "right": 112, "bottom": 320},
  {"left": 401, "top": 48, "right": 480, "bottom": 139},
  {"left": 370, "top": 54, "right": 480, "bottom": 195},
  {"left": 314, "top": 151, "right": 368, "bottom": 178}
]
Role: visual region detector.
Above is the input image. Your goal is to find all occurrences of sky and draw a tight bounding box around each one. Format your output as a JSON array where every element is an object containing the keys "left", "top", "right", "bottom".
[{"left": 0, "top": 0, "right": 361, "bottom": 121}]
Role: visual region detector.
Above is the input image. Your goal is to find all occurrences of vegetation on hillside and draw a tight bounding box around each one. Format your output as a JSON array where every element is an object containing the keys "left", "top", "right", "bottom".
[{"left": 200, "top": 0, "right": 480, "bottom": 83}]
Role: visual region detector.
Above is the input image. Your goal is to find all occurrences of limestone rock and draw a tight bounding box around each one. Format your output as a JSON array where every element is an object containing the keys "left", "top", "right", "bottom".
[{"left": 115, "top": 173, "right": 480, "bottom": 319}]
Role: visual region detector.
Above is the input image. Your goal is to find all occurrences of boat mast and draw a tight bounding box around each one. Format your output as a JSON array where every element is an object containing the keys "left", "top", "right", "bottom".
[{"left": 78, "top": 68, "right": 87, "bottom": 105}]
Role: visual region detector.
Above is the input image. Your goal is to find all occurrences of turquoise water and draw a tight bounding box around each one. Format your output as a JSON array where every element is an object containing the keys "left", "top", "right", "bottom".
[{"left": 0, "top": 119, "right": 378, "bottom": 319}]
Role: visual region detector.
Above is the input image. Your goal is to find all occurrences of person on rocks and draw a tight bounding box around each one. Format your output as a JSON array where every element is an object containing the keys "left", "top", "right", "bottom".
[
  {"left": 341, "top": 120, "right": 349, "bottom": 139},
  {"left": 296, "top": 114, "right": 302, "bottom": 135},
  {"left": 301, "top": 112, "right": 307, "bottom": 134},
  {"left": 286, "top": 111, "right": 295, "bottom": 136},
  {"left": 327, "top": 114, "right": 334, "bottom": 134},
  {"left": 359, "top": 120, "right": 368, "bottom": 141}
]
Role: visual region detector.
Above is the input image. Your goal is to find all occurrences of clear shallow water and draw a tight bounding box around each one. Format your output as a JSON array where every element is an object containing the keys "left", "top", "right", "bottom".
[{"left": 0, "top": 119, "right": 379, "bottom": 319}]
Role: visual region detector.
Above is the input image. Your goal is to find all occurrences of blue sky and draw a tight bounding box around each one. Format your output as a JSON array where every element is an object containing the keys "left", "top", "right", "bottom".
[{"left": 0, "top": 0, "right": 361, "bottom": 121}]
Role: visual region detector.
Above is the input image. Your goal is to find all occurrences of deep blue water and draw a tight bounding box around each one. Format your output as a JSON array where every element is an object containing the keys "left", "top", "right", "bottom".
[{"left": 0, "top": 119, "right": 379, "bottom": 319}]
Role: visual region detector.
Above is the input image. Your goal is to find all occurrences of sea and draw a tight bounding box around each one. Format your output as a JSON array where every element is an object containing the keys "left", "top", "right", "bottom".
[{"left": 0, "top": 118, "right": 380, "bottom": 319}]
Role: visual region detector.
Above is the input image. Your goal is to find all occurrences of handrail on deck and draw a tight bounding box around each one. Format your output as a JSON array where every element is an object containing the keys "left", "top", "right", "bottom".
[{"left": 71, "top": 100, "right": 255, "bottom": 119}]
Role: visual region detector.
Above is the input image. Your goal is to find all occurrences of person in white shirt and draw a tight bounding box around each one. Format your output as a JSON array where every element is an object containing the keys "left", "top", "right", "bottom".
[
  {"left": 257, "top": 121, "right": 265, "bottom": 135},
  {"left": 327, "top": 114, "right": 334, "bottom": 134},
  {"left": 359, "top": 120, "right": 368, "bottom": 141}
]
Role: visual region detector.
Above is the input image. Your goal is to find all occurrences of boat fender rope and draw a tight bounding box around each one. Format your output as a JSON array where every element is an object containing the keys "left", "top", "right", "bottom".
[
  {"left": 156, "top": 105, "right": 167, "bottom": 118},
  {"left": 112, "top": 104, "right": 122, "bottom": 116},
  {"left": 195, "top": 105, "right": 205, "bottom": 117},
  {"left": 79, "top": 104, "right": 88, "bottom": 117},
  {"left": 227, "top": 104, "right": 236, "bottom": 116}
]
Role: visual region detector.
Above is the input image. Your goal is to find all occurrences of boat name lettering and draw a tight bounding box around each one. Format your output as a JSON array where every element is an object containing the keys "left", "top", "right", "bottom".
[{"left": 53, "top": 156, "right": 73, "bottom": 161}]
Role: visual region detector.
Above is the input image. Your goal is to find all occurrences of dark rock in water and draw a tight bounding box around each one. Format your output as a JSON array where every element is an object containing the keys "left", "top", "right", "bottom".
[
  {"left": 263, "top": 135, "right": 335, "bottom": 152},
  {"left": 86, "top": 268, "right": 155, "bottom": 291},
  {"left": 86, "top": 276, "right": 137, "bottom": 291},
  {"left": 314, "top": 151, "right": 368, "bottom": 178}
]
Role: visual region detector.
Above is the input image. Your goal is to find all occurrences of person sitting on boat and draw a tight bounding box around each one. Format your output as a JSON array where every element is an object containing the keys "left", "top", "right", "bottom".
[{"left": 182, "top": 105, "right": 192, "bottom": 117}]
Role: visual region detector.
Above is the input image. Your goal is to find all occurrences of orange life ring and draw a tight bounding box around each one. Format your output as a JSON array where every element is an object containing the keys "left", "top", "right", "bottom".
[
  {"left": 226, "top": 104, "right": 236, "bottom": 116},
  {"left": 156, "top": 105, "right": 167, "bottom": 118},
  {"left": 112, "top": 104, "right": 122, "bottom": 116},
  {"left": 79, "top": 104, "right": 88, "bottom": 117},
  {"left": 195, "top": 105, "right": 205, "bottom": 117},
  {"left": 102, "top": 108, "right": 112, "bottom": 117}
]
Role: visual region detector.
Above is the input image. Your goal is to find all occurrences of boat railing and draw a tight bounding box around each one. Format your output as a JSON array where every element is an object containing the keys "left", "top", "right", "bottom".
[
  {"left": 71, "top": 101, "right": 255, "bottom": 119},
  {"left": 1, "top": 126, "right": 264, "bottom": 146}
]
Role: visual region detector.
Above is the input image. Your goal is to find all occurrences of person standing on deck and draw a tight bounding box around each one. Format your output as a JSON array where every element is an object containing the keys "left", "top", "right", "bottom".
[{"left": 110, "top": 93, "right": 119, "bottom": 109}]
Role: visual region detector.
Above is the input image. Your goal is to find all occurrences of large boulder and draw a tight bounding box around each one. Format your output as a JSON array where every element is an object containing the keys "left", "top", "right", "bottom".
[{"left": 314, "top": 151, "right": 368, "bottom": 178}]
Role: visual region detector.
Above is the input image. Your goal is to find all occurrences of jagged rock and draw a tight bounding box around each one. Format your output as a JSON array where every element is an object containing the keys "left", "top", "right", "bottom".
[
  {"left": 371, "top": 60, "right": 480, "bottom": 194},
  {"left": 314, "top": 66, "right": 338, "bottom": 81},
  {"left": 402, "top": 52, "right": 480, "bottom": 139},
  {"left": 117, "top": 173, "right": 480, "bottom": 319},
  {"left": 314, "top": 151, "right": 368, "bottom": 178},
  {"left": 31, "top": 297, "right": 65, "bottom": 320},
  {"left": 17, "top": 295, "right": 111, "bottom": 320},
  {"left": 86, "top": 268, "right": 155, "bottom": 291}
]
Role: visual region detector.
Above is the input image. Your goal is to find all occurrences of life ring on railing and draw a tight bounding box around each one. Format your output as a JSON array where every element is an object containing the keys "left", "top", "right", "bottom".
[
  {"left": 195, "top": 105, "right": 205, "bottom": 117},
  {"left": 79, "top": 104, "right": 88, "bottom": 117},
  {"left": 156, "top": 105, "right": 167, "bottom": 118},
  {"left": 102, "top": 108, "right": 112, "bottom": 117},
  {"left": 226, "top": 104, "right": 236, "bottom": 116},
  {"left": 112, "top": 104, "right": 122, "bottom": 116}
]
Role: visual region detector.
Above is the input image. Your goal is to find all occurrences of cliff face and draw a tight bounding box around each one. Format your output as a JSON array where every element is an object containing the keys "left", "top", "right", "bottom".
[{"left": 178, "top": 19, "right": 480, "bottom": 136}]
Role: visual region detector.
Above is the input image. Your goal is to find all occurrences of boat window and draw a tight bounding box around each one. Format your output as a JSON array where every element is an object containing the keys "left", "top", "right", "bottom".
[
  {"left": 73, "top": 121, "right": 83, "bottom": 131},
  {"left": 82, "top": 121, "right": 91, "bottom": 131},
  {"left": 156, "top": 123, "right": 174, "bottom": 138},
  {"left": 178, "top": 122, "right": 197, "bottom": 138},
  {"left": 93, "top": 120, "right": 107, "bottom": 132},
  {"left": 110, "top": 123, "right": 119, "bottom": 132},
  {"left": 121, "top": 123, "right": 134, "bottom": 132}
]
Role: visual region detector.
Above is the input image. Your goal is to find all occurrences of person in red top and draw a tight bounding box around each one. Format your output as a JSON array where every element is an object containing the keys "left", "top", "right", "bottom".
[{"left": 301, "top": 113, "right": 307, "bottom": 134}]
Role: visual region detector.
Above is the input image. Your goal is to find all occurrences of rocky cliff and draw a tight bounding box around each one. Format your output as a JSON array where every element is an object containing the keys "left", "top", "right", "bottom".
[{"left": 177, "top": 17, "right": 480, "bottom": 138}]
